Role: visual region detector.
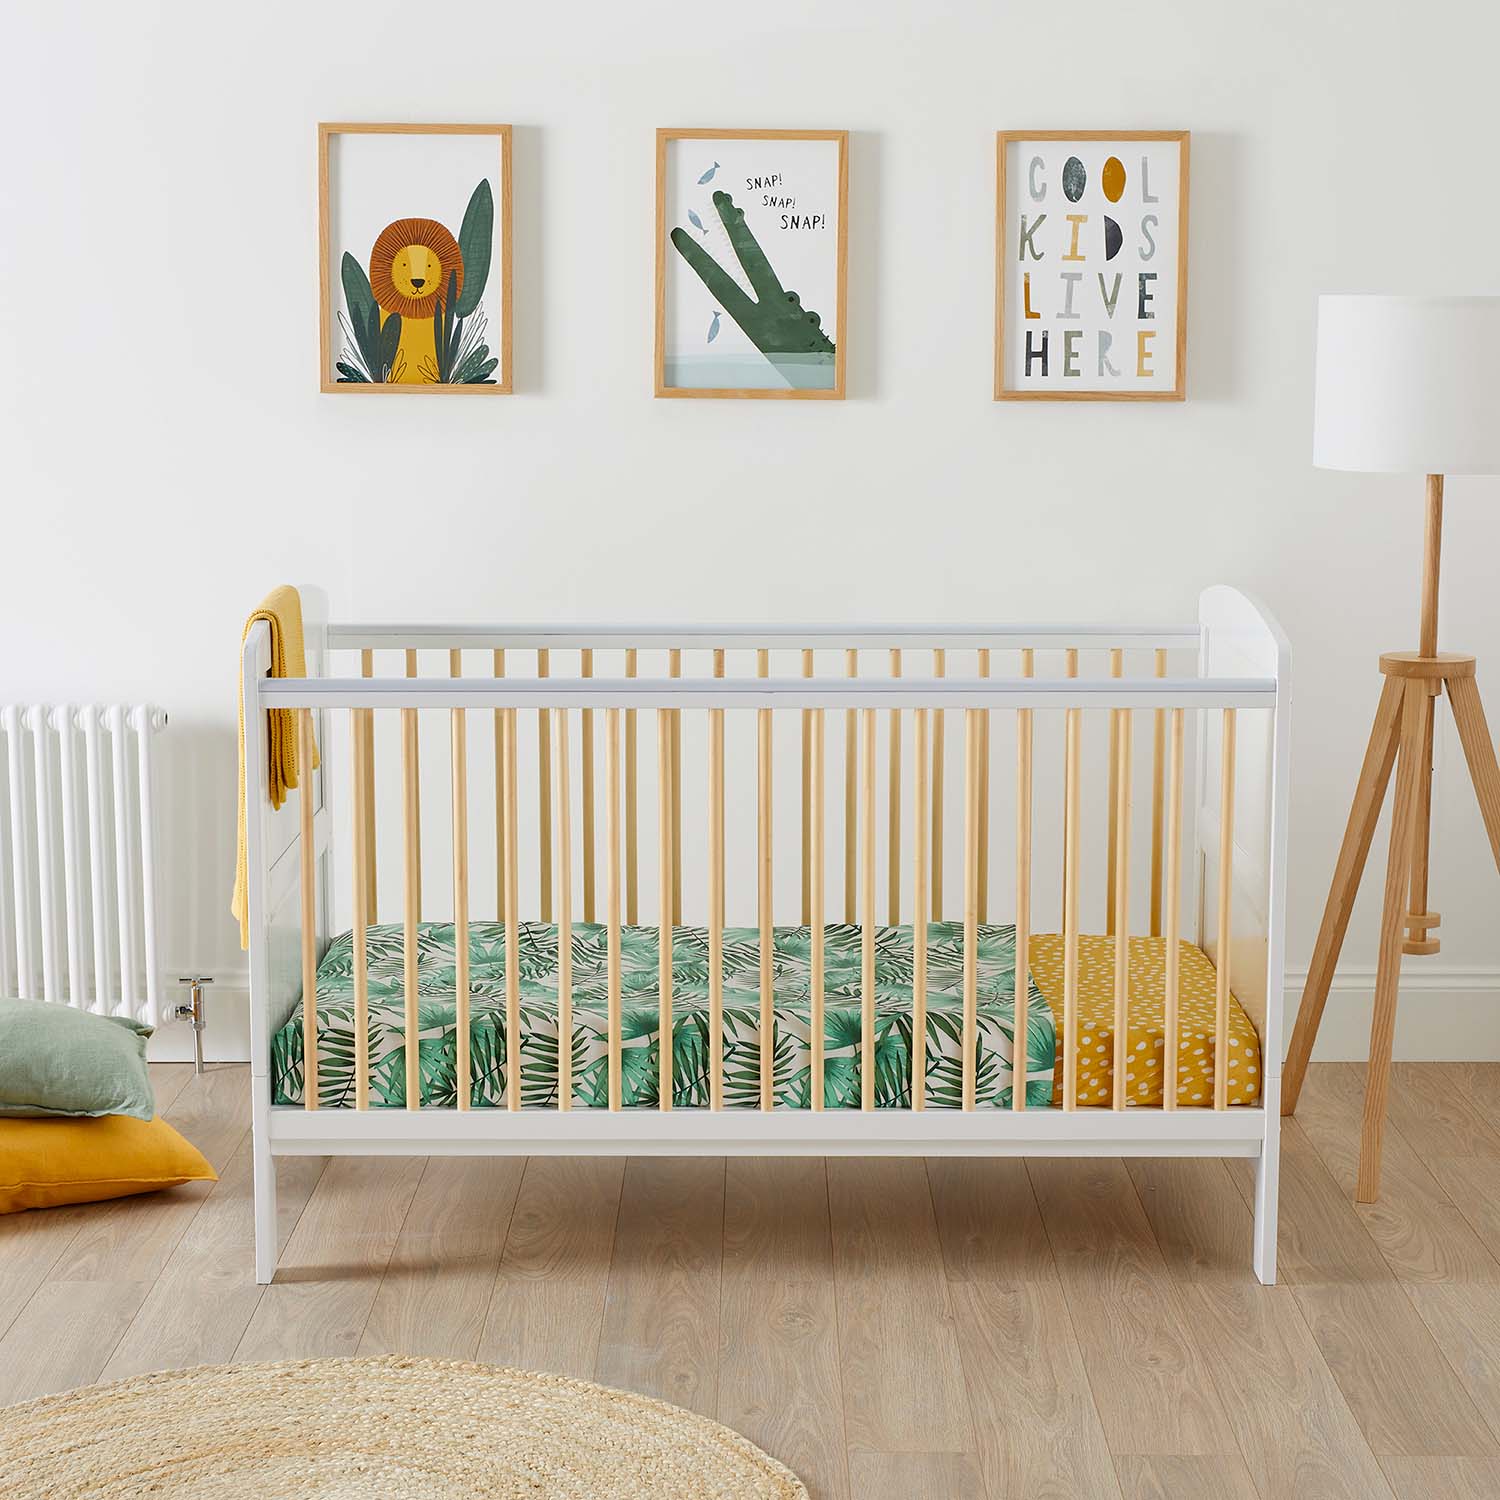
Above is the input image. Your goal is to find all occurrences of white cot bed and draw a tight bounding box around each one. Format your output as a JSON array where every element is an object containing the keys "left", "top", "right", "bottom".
[{"left": 241, "top": 586, "right": 1290, "bottom": 1285}]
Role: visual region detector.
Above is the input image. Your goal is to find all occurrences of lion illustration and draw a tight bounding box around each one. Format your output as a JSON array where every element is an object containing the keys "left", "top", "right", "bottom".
[
  {"left": 369, "top": 217, "right": 464, "bottom": 383},
  {"left": 335, "top": 177, "right": 496, "bottom": 386}
]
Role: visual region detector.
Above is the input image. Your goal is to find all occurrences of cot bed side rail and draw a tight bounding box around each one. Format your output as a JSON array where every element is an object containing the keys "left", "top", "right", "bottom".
[
  {"left": 325, "top": 623, "right": 1204, "bottom": 652},
  {"left": 267, "top": 1103, "right": 1271, "bottom": 1156},
  {"left": 258, "top": 676, "right": 1277, "bottom": 710}
]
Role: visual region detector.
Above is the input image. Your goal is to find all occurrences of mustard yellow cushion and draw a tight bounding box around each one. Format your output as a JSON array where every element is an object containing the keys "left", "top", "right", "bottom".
[{"left": 0, "top": 1115, "right": 217, "bottom": 1214}]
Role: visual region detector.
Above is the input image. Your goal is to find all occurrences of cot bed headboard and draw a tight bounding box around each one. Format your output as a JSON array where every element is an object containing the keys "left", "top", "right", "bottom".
[
  {"left": 1194, "top": 585, "right": 1292, "bottom": 1081},
  {"left": 241, "top": 589, "right": 332, "bottom": 1045}
]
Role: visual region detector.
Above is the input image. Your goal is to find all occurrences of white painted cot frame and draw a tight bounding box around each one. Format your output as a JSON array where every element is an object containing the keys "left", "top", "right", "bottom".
[{"left": 243, "top": 586, "right": 1288, "bottom": 1287}]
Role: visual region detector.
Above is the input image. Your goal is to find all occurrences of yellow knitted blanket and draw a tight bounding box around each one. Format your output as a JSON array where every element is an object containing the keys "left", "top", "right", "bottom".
[{"left": 230, "top": 586, "right": 319, "bottom": 949}]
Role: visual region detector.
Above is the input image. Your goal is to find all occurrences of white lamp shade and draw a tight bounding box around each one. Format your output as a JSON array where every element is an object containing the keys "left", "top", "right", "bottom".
[{"left": 1314, "top": 295, "right": 1500, "bottom": 475}]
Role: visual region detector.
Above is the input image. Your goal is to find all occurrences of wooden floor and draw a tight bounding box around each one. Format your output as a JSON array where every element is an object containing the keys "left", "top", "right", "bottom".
[{"left": 6, "top": 1066, "right": 1500, "bottom": 1498}]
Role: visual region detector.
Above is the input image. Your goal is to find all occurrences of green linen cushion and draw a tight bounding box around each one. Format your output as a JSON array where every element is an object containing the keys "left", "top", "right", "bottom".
[{"left": 0, "top": 999, "right": 155, "bottom": 1121}]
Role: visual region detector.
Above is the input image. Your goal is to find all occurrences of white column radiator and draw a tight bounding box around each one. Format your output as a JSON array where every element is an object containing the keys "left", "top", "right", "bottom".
[{"left": 0, "top": 704, "right": 167, "bottom": 1025}]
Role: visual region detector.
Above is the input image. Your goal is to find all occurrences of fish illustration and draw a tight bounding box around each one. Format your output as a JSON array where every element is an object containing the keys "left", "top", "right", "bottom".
[
  {"left": 707, "top": 310, "right": 721, "bottom": 344},
  {"left": 687, "top": 209, "right": 708, "bottom": 237},
  {"left": 697, "top": 161, "right": 720, "bottom": 185}
]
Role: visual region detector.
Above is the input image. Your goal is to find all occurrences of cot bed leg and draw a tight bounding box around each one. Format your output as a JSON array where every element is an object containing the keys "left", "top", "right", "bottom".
[
  {"left": 254, "top": 1155, "right": 278, "bottom": 1285},
  {"left": 252, "top": 1080, "right": 278, "bottom": 1285},
  {"left": 1252, "top": 1142, "right": 1279, "bottom": 1285}
]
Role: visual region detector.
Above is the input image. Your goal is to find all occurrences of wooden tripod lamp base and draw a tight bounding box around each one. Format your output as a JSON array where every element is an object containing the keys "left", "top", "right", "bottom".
[
  {"left": 1280, "top": 639, "right": 1500, "bottom": 1201},
  {"left": 1283, "top": 295, "right": 1500, "bottom": 1204}
]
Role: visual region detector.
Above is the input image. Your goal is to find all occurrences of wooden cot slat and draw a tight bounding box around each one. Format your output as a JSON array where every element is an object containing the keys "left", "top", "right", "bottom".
[
  {"left": 1062, "top": 703, "right": 1081, "bottom": 1111},
  {"left": 931, "top": 649, "right": 945, "bottom": 921},
  {"left": 1150, "top": 648, "right": 1167, "bottom": 936},
  {"left": 714, "top": 651, "right": 726, "bottom": 930},
  {"left": 1163, "top": 708, "right": 1185, "bottom": 1111},
  {"left": 451, "top": 654, "right": 471, "bottom": 1112},
  {"left": 1013, "top": 648, "right": 1034, "bottom": 1113},
  {"left": 402, "top": 696, "right": 420, "bottom": 1110},
  {"left": 581, "top": 649, "right": 596, "bottom": 924},
  {"left": 758, "top": 649, "right": 774, "bottom": 1111},
  {"left": 1106, "top": 648, "right": 1123, "bottom": 935},
  {"left": 351, "top": 707, "right": 371, "bottom": 1110},
  {"left": 555, "top": 709, "right": 573, "bottom": 1111},
  {"left": 503, "top": 708, "right": 521, "bottom": 1111},
  {"left": 606, "top": 708, "right": 622, "bottom": 1111},
  {"left": 1111, "top": 708, "right": 1132, "bottom": 1110},
  {"left": 625, "top": 647, "right": 639, "bottom": 926},
  {"left": 802, "top": 648, "right": 813, "bottom": 925},
  {"left": 962, "top": 709, "right": 979, "bottom": 1112},
  {"left": 298, "top": 708, "right": 319, "bottom": 1112},
  {"left": 672, "top": 653, "right": 685, "bottom": 922},
  {"left": 810, "top": 707, "right": 826, "bottom": 1111},
  {"left": 845, "top": 648, "right": 857, "bottom": 923},
  {"left": 977, "top": 649, "right": 990, "bottom": 924},
  {"left": 537, "top": 649, "right": 552, "bottom": 924},
  {"left": 888, "top": 649, "right": 902, "bottom": 925},
  {"left": 1215, "top": 709, "right": 1236, "bottom": 1111},
  {"left": 494, "top": 650, "right": 505, "bottom": 922},
  {"left": 709, "top": 702, "right": 725, "bottom": 1110},
  {"left": 1062, "top": 648, "right": 1078, "bottom": 918},
  {"left": 359, "top": 650, "right": 376, "bottom": 925},
  {"left": 912, "top": 708, "right": 929, "bottom": 1110},
  {"left": 404, "top": 649, "right": 421, "bottom": 920},
  {"left": 860, "top": 707, "right": 876, "bottom": 1111},
  {"left": 658, "top": 708, "right": 674, "bottom": 1111}
]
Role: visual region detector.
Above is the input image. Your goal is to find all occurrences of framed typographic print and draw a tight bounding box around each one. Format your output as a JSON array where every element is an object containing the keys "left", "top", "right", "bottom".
[
  {"left": 655, "top": 129, "right": 848, "bottom": 399},
  {"left": 995, "top": 131, "right": 1188, "bottom": 400}
]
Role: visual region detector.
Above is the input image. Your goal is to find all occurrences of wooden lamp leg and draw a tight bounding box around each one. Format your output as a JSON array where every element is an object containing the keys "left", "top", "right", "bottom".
[
  {"left": 1448, "top": 675, "right": 1500, "bottom": 869},
  {"left": 1356, "top": 679, "right": 1427, "bottom": 1200},
  {"left": 1404, "top": 690, "right": 1441, "bottom": 954},
  {"left": 1281, "top": 675, "right": 1404, "bottom": 1113}
]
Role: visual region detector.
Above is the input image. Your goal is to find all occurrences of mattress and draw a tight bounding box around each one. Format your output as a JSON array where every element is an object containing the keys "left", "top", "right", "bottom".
[{"left": 271, "top": 922, "right": 1261, "bottom": 1111}]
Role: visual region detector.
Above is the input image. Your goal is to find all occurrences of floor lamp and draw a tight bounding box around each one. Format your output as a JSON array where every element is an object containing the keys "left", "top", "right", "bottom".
[{"left": 1282, "top": 295, "right": 1500, "bottom": 1201}]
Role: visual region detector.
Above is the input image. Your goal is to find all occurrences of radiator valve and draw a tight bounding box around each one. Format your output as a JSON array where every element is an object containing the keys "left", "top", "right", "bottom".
[{"left": 173, "top": 976, "right": 214, "bottom": 1074}]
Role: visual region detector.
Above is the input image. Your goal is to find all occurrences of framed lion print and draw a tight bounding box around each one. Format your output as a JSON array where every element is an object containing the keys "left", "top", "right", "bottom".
[
  {"left": 995, "top": 130, "right": 1188, "bottom": 400},
  {"left": 319, "top": 123, "right": 512, "bottom": 394},
  {"left": 655, "top": 128, "right": 848, "bottom": 399}
]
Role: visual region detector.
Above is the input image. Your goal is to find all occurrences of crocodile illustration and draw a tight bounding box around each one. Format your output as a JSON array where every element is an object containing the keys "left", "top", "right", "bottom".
[{"left": 670, "top": 190, "right": 836, "bottom": 389}]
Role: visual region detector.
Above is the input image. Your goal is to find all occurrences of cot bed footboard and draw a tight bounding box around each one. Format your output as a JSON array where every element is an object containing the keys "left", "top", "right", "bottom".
[{"left": 242, "top": 590, "right": 1289, "bottom": 1285}]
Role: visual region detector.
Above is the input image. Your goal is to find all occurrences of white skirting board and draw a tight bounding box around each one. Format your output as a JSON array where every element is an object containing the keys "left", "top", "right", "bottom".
[
  {"left": 149, "top": 967, "right": 1500, "bottom": 1067},
  {"left": 1284, "top": 965, "right": 1500, "bottom": 1062}
]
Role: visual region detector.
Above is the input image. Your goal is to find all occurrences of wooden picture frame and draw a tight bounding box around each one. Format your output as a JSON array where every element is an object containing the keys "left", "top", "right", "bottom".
[
  {"left": 655, "top": 128, "right": 848, "bottom": 400},
  {"left": 994, "top": 130, "right": 1189, "bottom": 401},
  {"left": 319, "top": 122, "right": 513, "bottom": 395}
]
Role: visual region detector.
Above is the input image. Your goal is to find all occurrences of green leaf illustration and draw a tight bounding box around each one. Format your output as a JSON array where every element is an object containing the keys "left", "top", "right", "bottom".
[
  {"left": 454, "top": 178, "right": 493, "bottom": 318},
  {"left": 435, "top": 270, "right": 459, "bottom": 382},
  {"left": 379, "top": 311, "right": 402, "bottom": 380},
  {"left": 341, "top": 252, "right": 376, "bottom": 331},
  {"left": 452, "top": 344, "right": 491, "bottom": 383}
]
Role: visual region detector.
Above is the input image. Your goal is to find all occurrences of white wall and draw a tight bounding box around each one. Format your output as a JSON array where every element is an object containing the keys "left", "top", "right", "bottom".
[{"left": 4, "top": 0, "right": 1499, "bottom": 1061}]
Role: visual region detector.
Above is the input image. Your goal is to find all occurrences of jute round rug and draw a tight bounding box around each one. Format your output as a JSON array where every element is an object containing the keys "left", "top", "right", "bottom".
[{"left": 0, "top": 1355, "right": 808, "bottom": 1499}]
